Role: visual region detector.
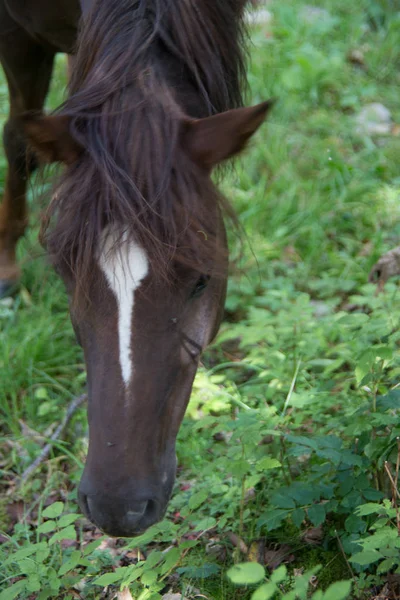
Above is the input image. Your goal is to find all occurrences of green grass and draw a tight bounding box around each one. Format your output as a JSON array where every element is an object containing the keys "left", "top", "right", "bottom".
[{"left": 2, "top": 0, "right": 400, "bottom": 598}]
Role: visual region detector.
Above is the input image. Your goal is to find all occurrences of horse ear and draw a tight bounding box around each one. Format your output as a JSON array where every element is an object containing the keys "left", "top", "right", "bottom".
[
  {"left": 183, "top": 100, "right": 274, "bottom": 170},
  {"left": 21, "top": 112, "right": 82, "bottom": 165}
]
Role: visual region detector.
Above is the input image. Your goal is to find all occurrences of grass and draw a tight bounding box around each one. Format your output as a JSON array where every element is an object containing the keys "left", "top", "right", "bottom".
[{"left": 2, "top": 0, "right": 400, "bottom": 598}]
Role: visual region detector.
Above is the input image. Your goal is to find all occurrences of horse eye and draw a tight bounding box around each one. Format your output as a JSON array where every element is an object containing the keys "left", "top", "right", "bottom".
[{"left": 190, "top": 274, "right": 210, "bottom": 299}]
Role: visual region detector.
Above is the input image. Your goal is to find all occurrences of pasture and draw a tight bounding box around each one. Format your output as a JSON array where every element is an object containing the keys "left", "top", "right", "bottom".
[{"left": 2, "top": 0, "right": 400, "bottom": 598}]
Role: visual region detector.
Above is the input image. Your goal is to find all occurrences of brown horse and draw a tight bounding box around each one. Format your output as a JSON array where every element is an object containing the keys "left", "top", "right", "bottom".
[{"left": 0, "top": 0, "right": 272, "bottom": 537}]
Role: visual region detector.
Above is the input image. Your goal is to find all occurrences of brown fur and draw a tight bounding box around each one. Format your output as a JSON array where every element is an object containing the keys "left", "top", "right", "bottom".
[{"left": 38, "top": 0, "right": 250, "bottom": 296}]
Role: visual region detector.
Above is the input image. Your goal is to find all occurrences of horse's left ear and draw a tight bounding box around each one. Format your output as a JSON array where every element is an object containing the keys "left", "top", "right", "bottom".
[
  {"left": 183, "top": 99, "right": 275, "bottom": 170},
  {"left": 21, "top": 112, "right": 82, "bottom": 165}
]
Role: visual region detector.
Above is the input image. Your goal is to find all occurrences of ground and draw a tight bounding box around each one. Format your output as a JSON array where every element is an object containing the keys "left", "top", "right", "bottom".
[{"left": 2, "top": 0, "right": 400, "bottom": 599}]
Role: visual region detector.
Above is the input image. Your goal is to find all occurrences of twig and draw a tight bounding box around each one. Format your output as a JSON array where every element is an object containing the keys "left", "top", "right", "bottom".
[
  {"left": 19, "top": 394, "right": 86, "bottom": 485},
  {"left": 334, "top": 529, "right": 360, "bottom": 595},
  {"left": 384, "top": 462, "right": 400, "bottom": 501},
  {"left": 395, "top": 438, "right": 400, "bottom": 491},
  {"left": 282, "top": 359, "right": 301, "bottom": 417},
  {"left": 385, "top": 461, "right": 400, "bottom": 534}
]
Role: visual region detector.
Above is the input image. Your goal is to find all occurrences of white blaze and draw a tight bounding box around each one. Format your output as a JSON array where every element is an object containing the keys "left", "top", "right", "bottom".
[{"left": 98, "top": 227, "right": 149, "bottom": 386}]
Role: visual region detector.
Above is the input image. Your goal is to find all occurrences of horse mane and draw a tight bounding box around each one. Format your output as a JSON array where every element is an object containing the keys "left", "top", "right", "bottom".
[{"left": 41, "top": 0, "right": 247, "bottom": 293}]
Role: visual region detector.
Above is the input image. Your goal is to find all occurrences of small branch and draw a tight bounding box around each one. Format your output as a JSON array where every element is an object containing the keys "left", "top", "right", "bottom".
[
  {"left": 282, "top": 359, "right": 301, "bottom": 417},
  {"left": 395, "top": 438, "right": 400, "bottom": 491},
  {"left": 385, "top": 461, "right": 400, "bottom": 534},
  {"left": 19, "top": 394, "right": 86, "bottom": 485},
  {"left": 334, "top": 529, "right": 359, "bottom": 595},
  {"left": 384, "top": 462, "right": 400, "bottom": 501}
]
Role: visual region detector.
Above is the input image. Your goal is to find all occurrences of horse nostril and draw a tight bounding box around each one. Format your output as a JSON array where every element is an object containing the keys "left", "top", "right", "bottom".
[
  {"left": 144, "top": 499, "right": 157, "bottom": 521},
  {"left": 122, "top": 501, "right": 148, "bottom": 529},
  {"left": 82, "top": 495, "right": 154, "bottom": 536}
]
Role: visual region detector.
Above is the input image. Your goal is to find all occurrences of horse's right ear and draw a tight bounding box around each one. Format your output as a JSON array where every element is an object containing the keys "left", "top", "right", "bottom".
[
  {"left": 21, "top": 112, "right": 82, "bottom": 165},
  {"left": 183, "top": 99, "right": 275, "bottom": 170}
]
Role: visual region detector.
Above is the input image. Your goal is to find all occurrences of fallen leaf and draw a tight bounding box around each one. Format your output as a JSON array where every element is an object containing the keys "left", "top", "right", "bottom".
[
  {"left": 244, "top": 487, "right": 256, "bottom": 503},
  {"left": 302, "top": 525, "right": 324, "bottom": 545},
  {"left": 355, "top": 103, "right": 392, "bottom": 136},
  {"left": 247, "top": 540, "right": 264, "bottom": 563},
  {"left": 60, "top": 539, "right": 77, "bottom": 550},
  {"left": 116, "top": 589, "right": 134, "bottom": 600},
  {"left": 206, "top": 541, "right": 226, "bottom": 561},
  {"left": 6, "top": 500, "right": 25, "bottom": 528},
  {"left": 391, "top": 124, "right": 400, "bottom": 137},
  {"left": 227, "top": 532, "right": 248, "bottom": 554},
  {"left": 347, "top": 49, "right": 365, "bottom": 66},
  {"left": 264, "top": 544, "right": 295, "bottom": 570},
  {"left": 122, "top": 548, "right": 145, "bottom": 563}
]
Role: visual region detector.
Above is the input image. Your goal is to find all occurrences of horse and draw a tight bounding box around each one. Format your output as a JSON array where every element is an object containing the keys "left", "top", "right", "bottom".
[{"left": 0, "top": 0, "right": 272, "bottom": 537}]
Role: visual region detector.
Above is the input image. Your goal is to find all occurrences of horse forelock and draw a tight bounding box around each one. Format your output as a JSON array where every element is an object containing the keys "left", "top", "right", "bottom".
[{"left": 41, "top": 0, "right": 245, "bottom": 298}]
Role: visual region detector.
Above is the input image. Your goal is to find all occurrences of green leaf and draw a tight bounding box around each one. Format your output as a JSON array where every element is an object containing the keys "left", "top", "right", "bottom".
[
  {"left": 289, "top": 484, "right": 317, "bottom": 505},
  {"left": 42, "top": 502, "right": 64, "bottom": 519},
  {"left": 58, "top": 550, "right": 82, "bottom": 576},
  {"left": 292, "top": 508, "right": 305, "bottom": 528},
  {"left": 319, "top": 448, "right": 341, "bottom": 465},
  {"left": 307, "top": 504, "right": 326, "bottom": 526},
  {"left": 356, "top": 503, "right": 383, "bottom": 516},
  {"left": 93, "top": 571, "right": 122, "bottom": 586},
  {"left": 83, "top": 538, "right": 103, "bottom": 556},
  {"left": 377, "top": 557, "right": 399, "bottom": 573},
  {"left": 271, "top": 565, "right": 287, "bottom": 584},
  {"left": 57, "top": 513, "right": 80, "bottom": 528},
  {"left": 177, "top": 563, "right": 220, "bottom": 579},
  {"left": 337, "top": 313, "right": 369, "bottom": 327},
  {"left": 5, "top": 544, "right": 41, "bottom": 564},
  {"left": 322, "top": 580, "right": 352, "bottom": 600},
  {"left": 35, "top": 386, "right": 49, "bottom": 400},
  {"left": 256, "top": 458, "right": 281, "bottom": 471},
  {"left": 26, "top": 575, "right": 41, "bottom": 593},
  {"left": 160, "top": 548, "right": 181, "bottom": 575},
  {"left": 350, "top": 550, "right": 384, "bottom": 566},
  {"left": 257, "top": 509, "right": 289, "bottom": 531},
  {"left": 37, "top": 520, "right": 57, "bottom": 534},
  {"left": 0, "top": 580, "right": 26, "bottom": 600},
  {"left": 372, "top": 345, "right": 393, "bottom": 360},
  {"left": 188, "top": 489, "right": 208, "bottom": 510},
  {"left": 143, "top": 550, "right": 163, "bottom": 570},
  {"left": 37, "top": 588, "right": 53, "bottom": 600},
  {"left": 36, "top": 545, "right": 50, "bottom": 563},
  {"left": 17, "top": 558, "right": 37, "bottom": 575},
  {"left": 231, "top": 459, "right": 250, "bottom": 477},
  {"left": 141, "top": 569, "right": 158, "bottom": 586},
  {"left": 48, "top": 525, "right": 76, "bottom": 545},
  {"left": 344, "top": 515, "right": 366, "bottom": 534},
  {"left": 193, "top": 516, "right": 217, "bottom": 531},
  {"left": 227, "top": 562, "right": 265, "bottom": 585},
  {"left": 251, "top": 582, "right": 277, "bottom": 600},
  {"left": 286, "top": 435, "right": 318, "bottom": 450},
  {"left": 270, "top": 492, "right": 296, "bottom": 509}
]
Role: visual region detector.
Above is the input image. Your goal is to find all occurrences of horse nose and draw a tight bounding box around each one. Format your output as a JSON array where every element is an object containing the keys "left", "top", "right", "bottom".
[{"left": 78, "top": 489, "right": 161, "bottom": 537}]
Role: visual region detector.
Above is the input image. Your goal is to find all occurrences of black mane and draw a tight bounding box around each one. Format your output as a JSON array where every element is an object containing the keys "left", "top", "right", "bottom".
[{"left": 41, "top": 0, "right": 247, "bottom": 291}]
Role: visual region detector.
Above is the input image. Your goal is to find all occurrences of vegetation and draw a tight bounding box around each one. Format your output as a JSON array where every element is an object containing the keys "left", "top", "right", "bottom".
[{"left": 2, "top": 0, "right": 400, "bottom": 598}]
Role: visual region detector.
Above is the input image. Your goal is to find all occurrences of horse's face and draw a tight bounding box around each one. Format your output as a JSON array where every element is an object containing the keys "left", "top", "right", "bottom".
[
  {"left": 67, "top": 226, "right": 227, "bottom": 537},
  {"left": 23, "top": 101, "right": 271, "bottom": 536}
]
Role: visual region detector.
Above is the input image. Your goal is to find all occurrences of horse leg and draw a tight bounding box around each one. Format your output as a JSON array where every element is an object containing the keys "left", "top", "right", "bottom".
[{"left": 0, "top": 24, "right": 55, "bottom": 296}]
